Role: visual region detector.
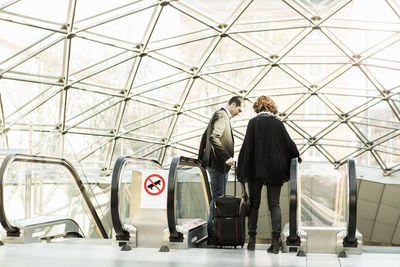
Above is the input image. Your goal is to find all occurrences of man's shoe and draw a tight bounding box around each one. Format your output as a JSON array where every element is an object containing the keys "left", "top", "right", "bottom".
[
  {"left": 267, "top": 244, "right": 274, "bottom": 253},
  {"left": 247, "top": 236, "right": 256, "bottom": 251},
  {"left": 271, "top": 237, "right": 281, "bottom": 254}
]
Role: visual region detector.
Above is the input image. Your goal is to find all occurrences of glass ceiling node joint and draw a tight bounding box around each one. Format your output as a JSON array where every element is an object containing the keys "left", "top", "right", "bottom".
[
  {"left": 159, "top": 0, "right": 170, "bottom": 7},
  {"left": 67, "top": 32, "right": 76, "bottom": 39}
]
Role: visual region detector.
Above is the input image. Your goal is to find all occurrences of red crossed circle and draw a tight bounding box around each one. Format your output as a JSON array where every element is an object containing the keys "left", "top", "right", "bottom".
[{"left": 143, "top": 174, "right": 165, "bottom": 196}]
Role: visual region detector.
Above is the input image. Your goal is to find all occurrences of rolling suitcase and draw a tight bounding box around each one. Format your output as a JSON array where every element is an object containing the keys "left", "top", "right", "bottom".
[
  {"left": 210, "top": 196, "right": 245, "bottom": 248},
  {"left": 209, "top": 166, "right": 245, "bottom": 248}
]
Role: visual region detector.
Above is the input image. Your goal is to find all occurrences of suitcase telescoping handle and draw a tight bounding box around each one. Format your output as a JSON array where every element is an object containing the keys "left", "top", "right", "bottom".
[
  {"left": 234, "top": 162, "right": 236, "bottom": 197},
  {"left": 234, "top": 162, "right": 246, "bottom": 198},
  {"left": 234, "top": 162, "right": 238, "bottom": 197}
]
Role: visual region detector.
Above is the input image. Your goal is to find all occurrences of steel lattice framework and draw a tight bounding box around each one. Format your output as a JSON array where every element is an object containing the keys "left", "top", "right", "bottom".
[{"left": 0, "top": 0, "right": 399, "bottom": 176}]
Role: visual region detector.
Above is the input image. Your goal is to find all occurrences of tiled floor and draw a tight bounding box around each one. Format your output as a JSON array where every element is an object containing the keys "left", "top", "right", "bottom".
[{"left": 0, "top": 239, "right": 399, "bottom": 267}]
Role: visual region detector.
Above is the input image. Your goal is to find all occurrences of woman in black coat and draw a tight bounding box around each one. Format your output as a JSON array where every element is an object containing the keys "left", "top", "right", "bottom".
[{"left": 237, "top": 95, "right": 300, "bottom": 253}]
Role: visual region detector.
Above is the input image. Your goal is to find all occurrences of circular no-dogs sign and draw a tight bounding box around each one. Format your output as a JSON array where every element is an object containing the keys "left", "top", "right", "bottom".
[{"left": 144, "top": 174, "right": 166, "bottom": 196}]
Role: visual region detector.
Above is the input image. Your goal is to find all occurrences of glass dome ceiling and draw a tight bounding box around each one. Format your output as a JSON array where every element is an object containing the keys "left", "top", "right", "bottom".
[{"left": 0, "top": 0, "right": 399, "bottom": 176}]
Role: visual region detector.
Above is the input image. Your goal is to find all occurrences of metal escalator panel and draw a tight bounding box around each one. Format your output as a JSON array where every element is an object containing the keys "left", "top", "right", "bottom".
[
  {"left": 282, "top": 159, "right": 362, "bottom": 255},
  {"left": 0, "top": 153, "right": 107, "bottom": 243},
  {"left": 110, "top": 155, "right": 165, "bottom": 248},
  {"left": 167, "top": 156, "right": 211, "bottom": 249}
]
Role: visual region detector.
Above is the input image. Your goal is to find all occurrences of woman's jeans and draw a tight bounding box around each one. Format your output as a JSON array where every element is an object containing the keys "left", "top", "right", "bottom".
[{"left": 247, "top": 178, "right": 282, "bottom": 238}]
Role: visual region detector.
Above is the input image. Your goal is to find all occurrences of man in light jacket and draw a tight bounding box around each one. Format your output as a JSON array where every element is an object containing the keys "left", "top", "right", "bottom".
[{"left": 198, "top": 96, "right": 244, "bottom": 240}]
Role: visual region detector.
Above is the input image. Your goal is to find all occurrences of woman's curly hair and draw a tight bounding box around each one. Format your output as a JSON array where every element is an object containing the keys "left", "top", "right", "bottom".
[{"left": 253, "top": 95, "right": 278, "bottom": 114}]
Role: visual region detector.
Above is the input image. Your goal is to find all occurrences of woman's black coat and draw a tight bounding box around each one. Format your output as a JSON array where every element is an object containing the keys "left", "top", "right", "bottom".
[{"left": 237, "top": 112, "right": 299, "bottom": 186}]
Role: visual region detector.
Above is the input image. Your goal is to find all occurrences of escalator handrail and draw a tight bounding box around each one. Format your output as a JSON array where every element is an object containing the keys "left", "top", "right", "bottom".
[
  {"left": 167, "top": 156, "right": 211, "bottom": 242},
  {"left": 0, "top": 153, "right": 108, "bottom": 238},
  {"left": 110, "top": 155, "right": 162, "bottom": 240},
  {"left": 286, "top": 157, "right": 301, "bottom": 246},
  {"left": 344, "top": 158, "right": 358, "bottom": 247}
]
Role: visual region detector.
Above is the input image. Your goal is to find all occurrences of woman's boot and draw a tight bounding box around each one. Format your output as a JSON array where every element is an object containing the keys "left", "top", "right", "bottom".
[{"left": 247, "top": 235, "right": 256, "bottom": 250}]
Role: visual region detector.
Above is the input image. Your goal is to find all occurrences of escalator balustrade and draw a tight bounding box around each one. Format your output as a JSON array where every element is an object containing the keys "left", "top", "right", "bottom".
[
  {"left": 0, "top": 153, "right": 108, "bottom": 243},
  {"left": 282, "top": 158, "right": 362, "bottom": 256},
  {"left": 110, "top": 155, "right": 211, "bottom": 249}
]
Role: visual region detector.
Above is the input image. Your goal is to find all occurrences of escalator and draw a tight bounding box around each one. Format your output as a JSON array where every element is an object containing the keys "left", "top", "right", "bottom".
[
  {"left": 166, "top": 156, "right": 211, "bottom": 249},
  {"left": 282, "top": 158, "right": 362, "bottom": 256},
  {"left": 0, "top": 153, "right": 108, "bottom": 243},
  {"left": 3, "top": 152, "right": 362, "bottom": 254},
  {"left": 111, "top": 154, "right": 363, "bottom": 254},
  {"left": 111, "top": 155, "right": 166, "bottom": 248},
  {"left": 110, "top": 155, "right": 210, "bottom": 250}
]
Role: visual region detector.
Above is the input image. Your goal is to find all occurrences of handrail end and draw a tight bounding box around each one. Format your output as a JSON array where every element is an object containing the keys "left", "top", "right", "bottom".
[
  {"left": 343, "top": 236, "right": 358, "bottom": 248},
  {"left": 115, "top": 231, "right": 130, "bottom": 241},
  {"left": 6, "top": 228, "right": 20, "bottom": 237},
  {"left": 169, "top": 231, "right": 184, "bottom": 242},
  {"left": 286, "top": 234, "right": 301, "bottom": 246}
]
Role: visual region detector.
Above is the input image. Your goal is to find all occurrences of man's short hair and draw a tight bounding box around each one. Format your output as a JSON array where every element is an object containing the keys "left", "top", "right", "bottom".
[{"left": 228, "top": 96, "right": 244, "bottom": 106}]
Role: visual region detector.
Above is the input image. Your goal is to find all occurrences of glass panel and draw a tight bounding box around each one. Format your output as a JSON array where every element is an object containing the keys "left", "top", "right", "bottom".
[
  {"left": 78, "top": 2, "right": 157, "bottom": 45},
  {"left": 69, "top": 37, "right": 133, "bottom": 90},
  {"left": 65, "top": 89, "right": 120, "bottom": 131},
  {"left": 2, "top": 160, "right": 100, "bottom": 237},
  {"left": 232, "top": 0, "right": 310, "bottom": 56},
  {"left": 234, "top": 0, "right": 307, "bottom": 26},
  {"left": 175, "top": 165, "right": 208, "bottom": 224},
  {"left": 4, "top": 0, "right": 69, "bottom": 24},
  {"left": 12, "top": 36, "right": 64, "bottom": 78},
  {"left": 0, "top": 20, "right": 59, "bottom": 67},
  {"left": 74, "top": 0, "right": 142, "bottom": 23},
  {"left": 0, "top": 80, "right": 60, "bottom": 124},
  {"left": 297, "top": 0, "right": 347, "bottom": 15},
  {"left": 376, "top": 139, "right": 400, "bottom": 170},
  {"left": 331, "top": 0, "right": 400, "bottom": 24},
  {"left": 37, "top": 133, "right": 109, "bottom": 230},
  {"left": 299, "top": 164, "right": 347, "bottom": 227},
  {"left": 175, "top": 0, "right": 243, "bottom": 24}
]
